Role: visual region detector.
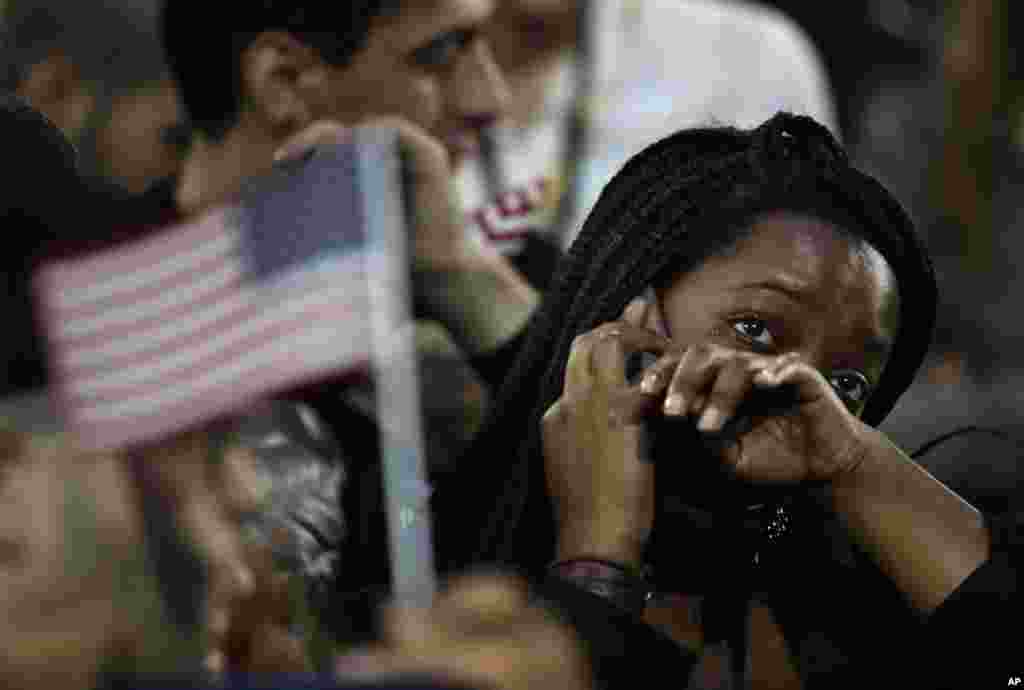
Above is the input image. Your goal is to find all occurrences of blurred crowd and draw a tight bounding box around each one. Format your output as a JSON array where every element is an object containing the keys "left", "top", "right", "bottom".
[{"left": 0, "top": 1, "right": 1020, "bottom": 689}]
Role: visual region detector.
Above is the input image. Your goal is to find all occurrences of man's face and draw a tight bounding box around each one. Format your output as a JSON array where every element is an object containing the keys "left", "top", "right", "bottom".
[
  {"left": 80, "top": 79, "right": 191, "bottom": 195},
  {"left": 315, "top": 0, "right": 508, "bottom": 168}
]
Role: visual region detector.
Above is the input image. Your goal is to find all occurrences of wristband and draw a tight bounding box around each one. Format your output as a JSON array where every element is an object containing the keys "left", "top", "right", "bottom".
[{"left": 548, "top": 557, "right": 654, "bottom": 615}]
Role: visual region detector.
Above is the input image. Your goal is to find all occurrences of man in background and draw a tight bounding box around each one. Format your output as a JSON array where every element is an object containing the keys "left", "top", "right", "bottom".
[
  {"left": 1, "top": 0, "right": 190, "bottom": 194},
  {"left": 461, "top": 0, "right": 838, "bottom": 287}
]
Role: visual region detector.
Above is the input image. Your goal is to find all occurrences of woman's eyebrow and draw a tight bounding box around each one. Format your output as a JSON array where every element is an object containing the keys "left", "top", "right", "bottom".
[{"left": 735, "top": 277, "right": 812, "bottom": 303}]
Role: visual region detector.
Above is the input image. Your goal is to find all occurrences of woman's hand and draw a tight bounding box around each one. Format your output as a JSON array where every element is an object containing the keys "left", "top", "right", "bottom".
[
  {"left": 542, "top": 299, "right": 673, "bottom": 568},
  {"left": 639, "top": 344, "right": 870, "bottom": 484}
]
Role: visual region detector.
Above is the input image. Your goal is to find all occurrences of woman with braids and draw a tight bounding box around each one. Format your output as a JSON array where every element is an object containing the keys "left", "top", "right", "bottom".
[{"left": 443, "top": 112, "right": 1020, "bottom": 688}]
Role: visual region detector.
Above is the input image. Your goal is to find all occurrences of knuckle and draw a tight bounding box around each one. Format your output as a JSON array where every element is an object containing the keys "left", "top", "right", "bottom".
[
  {"left": 570, "top": 333, "right": 591, "bottom": 352},
  {"left": 542, "top": 401, "right": 564, "bottom": 426}
]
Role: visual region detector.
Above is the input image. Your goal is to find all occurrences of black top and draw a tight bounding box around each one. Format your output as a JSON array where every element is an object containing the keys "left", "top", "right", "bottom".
[{"left": 924, "top": 511, "right": 1023, "bottom": 689}]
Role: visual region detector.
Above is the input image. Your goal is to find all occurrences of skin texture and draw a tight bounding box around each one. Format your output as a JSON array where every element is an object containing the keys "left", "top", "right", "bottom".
[
  {"left": 320, "top": 0, "right": 508, "bottom": 166},
  {"left": 542, "top": 213, "right": 987, "bottom": 615},
  {"left": 18, "top": 60, "right": 189, "bottom": 194},
  {"left": 483, "top": 0, "right": 577, "bottom": 128},
  {"left": 87, "top": 80, "right": 190, "bottom": 194}
]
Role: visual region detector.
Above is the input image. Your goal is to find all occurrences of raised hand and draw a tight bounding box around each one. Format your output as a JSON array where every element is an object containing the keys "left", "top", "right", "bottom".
[
  {"left": 638, "top": 343, "right": 870, "bottom": 484},
  {"left": 273, "top": 118, "right": 537, "bottom": 355},
  {"left": 541, "top": 298, "right": 672, "bottom": 568}
]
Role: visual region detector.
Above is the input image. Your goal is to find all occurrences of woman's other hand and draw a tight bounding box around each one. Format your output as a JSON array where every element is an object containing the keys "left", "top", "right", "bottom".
[
  {"left": 639, "top": 344, "right": 870, "bottom": 485},
  {"left": 542, "top": 298, "right": 672, "bottom": 568}
]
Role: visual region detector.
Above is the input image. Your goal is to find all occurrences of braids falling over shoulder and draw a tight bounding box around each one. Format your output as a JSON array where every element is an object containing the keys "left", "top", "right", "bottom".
[{"left": 448, "top": 112, "right": 936, "bottom": 569}]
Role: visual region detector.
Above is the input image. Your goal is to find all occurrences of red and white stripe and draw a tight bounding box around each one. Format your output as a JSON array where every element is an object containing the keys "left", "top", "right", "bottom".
[{"left": 37, "top": 207, "right": 377, "bottom": 451}]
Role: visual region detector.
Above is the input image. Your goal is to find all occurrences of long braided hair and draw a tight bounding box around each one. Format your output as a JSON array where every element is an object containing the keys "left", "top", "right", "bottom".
[{"left": 445, "top": 112, "right": 937, "bottom": 572}]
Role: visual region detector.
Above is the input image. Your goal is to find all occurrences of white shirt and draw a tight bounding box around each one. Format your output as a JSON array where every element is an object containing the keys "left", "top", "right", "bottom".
[{"left": 458, "top": 0, "right": 838, "bottom": 256}]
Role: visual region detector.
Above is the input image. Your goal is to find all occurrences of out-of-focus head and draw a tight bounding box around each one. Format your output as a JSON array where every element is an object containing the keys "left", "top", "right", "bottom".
[
  {"left": 161, "top": 0, "right": 507, "bottom": 167},
  {"left": 1, "top": 0, "right": 190, "bottom": 194}
]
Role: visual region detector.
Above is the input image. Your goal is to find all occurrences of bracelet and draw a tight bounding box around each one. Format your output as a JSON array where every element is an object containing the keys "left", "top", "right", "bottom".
[{"left": 548, "top": 558, "right": 654, "bottom": 615}]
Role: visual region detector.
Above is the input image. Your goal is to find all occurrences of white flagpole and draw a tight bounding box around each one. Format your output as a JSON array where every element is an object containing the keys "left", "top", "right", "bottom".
[{"left": 358, "top": 126, "right": 437, "bottom": 608}]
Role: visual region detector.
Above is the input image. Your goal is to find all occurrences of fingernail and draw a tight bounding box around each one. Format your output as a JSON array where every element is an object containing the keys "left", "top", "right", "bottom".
[
  {"left": 234, "top": 565, "right": 255, "bottom": 595},
  {"left": 641, "top": 373, "right": 659, "bottom": 394},
  {"left": 698, "top": 407, "right": 724, "bottom": 432},
  {"left": 208, "top": 607, "right": 230, "bottom": 637},
  {"left": 205, "top": 649, "right": 225, "bottom": 675},
  {"left": 664, "top": 394, "right": 685, "bottom": 415}
]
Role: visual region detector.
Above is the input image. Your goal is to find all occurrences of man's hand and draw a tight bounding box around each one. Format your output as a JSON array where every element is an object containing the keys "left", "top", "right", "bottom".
[
  {"left": 275, "top": 119, "right": 538, "bottom": 355},
  {"left": 273, "top": 117, "right": 465, "bottom": 270}
]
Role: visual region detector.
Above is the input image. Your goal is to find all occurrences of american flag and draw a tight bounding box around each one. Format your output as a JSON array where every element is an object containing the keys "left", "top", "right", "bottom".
[{"left": 36, "top": 129, "right": 406, "bottom": 452}]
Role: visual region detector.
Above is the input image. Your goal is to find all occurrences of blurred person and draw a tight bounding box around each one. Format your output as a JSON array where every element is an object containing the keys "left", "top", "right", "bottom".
[
  {"left": 156, "top": 0, "right": 533, "bottom": 640},
  {"left": 0, "top": 0, "right": 191, "bottom": 195},
  {"left": 455, "top": 113, "right": 1019, "bottom": 688},
  {"left": 160, "top": 0, "right": 536, "bottom": 389},
  {"left": 458, "top": 0, "right": 837, "bottom": 287}
]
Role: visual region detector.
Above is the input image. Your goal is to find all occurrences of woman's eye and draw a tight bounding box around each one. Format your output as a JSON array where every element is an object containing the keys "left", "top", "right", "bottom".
[
  {"left": 828, "top": 370, "right": 871, "bottom": 406},
  {"left": 411, "top": 30, "right": 471, "bottom": 70},
  {"left": 731, "top": 318, "right": 775, "bottom": 349}
]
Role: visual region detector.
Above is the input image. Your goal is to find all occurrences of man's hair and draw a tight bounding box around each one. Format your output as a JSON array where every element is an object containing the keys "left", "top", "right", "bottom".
[
  {"left": 0, "top": 0, "right": 170, "bottom": 93},
  {"left": 160, "top": 0, "right": 402, "bottom": 140},
  {"left": 442, "top": 112, "right": 938, "bottom": 571},
  {"left": 0, "top": 94, "right": 86, "bottom": 396}
]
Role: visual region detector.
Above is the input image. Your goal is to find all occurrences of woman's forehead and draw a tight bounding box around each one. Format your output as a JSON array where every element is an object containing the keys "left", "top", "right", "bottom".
[
  {"left": 720, "top": 213, "right": 894, "bottom": 284},
  {"left": 666, "top": 211, "right": 900, "bottom": 342}
]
